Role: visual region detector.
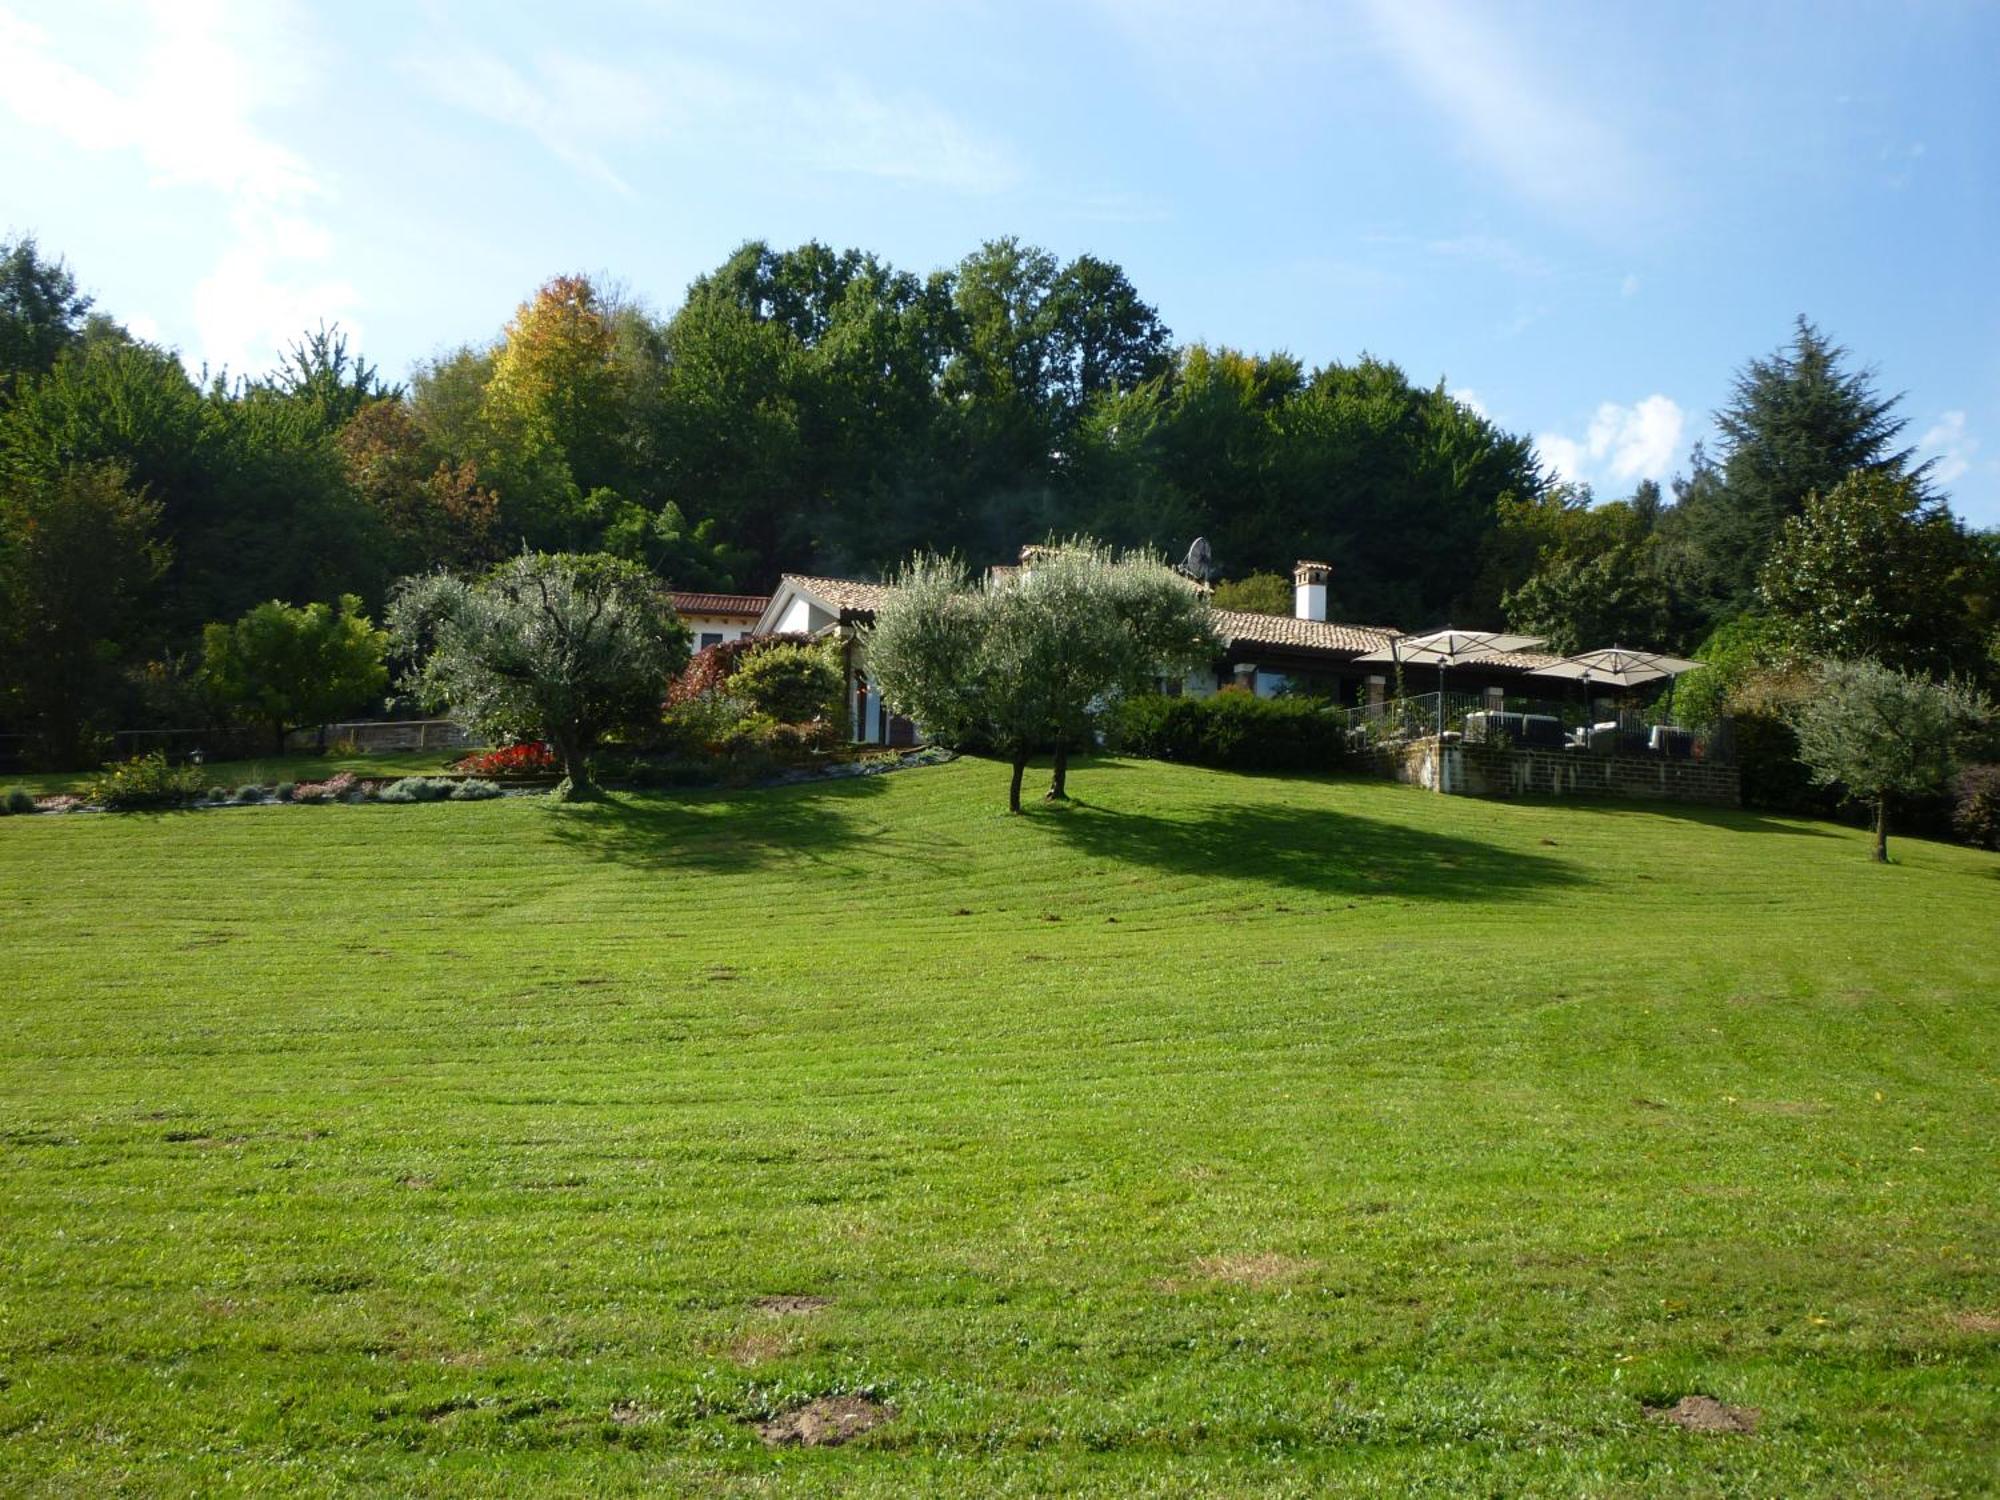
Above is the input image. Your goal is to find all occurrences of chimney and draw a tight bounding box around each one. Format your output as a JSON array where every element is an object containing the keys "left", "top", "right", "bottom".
[{"left": 1293, "top": 560, "right": 1332, "bottom": 622}]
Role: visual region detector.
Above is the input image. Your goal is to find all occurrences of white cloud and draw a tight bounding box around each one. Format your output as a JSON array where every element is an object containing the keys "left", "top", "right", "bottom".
[
  {"left": 1537, "top": 432, "right": 1588, "bottom": 486},
  {"left": 0, "top": 2, "right": 355, "bottom": 376},
  {"left": 1538, "top": 394, "right": 1685, "bottom": 489},
  {"left": 1357, "top": 0, "right": 1660, "bottom": 230},
  {"left": 1451, "top": 387, "right": 1488, "bottom": 419},
  {"left": 1918, "top": 410, "right": 1978, "bottom": 486},
  {"left": 407, "top": 44, "right": 1020, "bottom": 197}
]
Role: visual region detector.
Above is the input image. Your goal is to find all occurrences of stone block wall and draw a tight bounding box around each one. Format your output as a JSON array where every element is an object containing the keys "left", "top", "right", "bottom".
[{"left": 1353, "top": 737, "right": 1739, "bottom": 806}]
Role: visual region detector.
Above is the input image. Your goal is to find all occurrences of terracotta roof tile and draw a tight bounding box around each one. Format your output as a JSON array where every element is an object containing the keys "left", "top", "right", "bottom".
[
  {"left": 671, "top": 591, "right": 771, "bottom": 616},
  {"left": 1212, "top": 609, "right": 1400, "bottom": 655},
  {"left": 782, "top": 575, "right": 895, "bottom": 616}
]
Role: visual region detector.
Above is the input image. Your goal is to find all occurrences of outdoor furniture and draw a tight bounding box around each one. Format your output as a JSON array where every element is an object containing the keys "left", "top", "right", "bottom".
[
  {"left": 1518, "top": 714, "right": 1566, "bottom": 749},
  {"left": 1462, "top": 710, "right": 1520, "bottom": 744},
  {"left": 1650, "top": 725, "right": 1696, "bottom": 760},
  {"left": 1464, "top": 712, "right": 1568, "bottom": 751}
]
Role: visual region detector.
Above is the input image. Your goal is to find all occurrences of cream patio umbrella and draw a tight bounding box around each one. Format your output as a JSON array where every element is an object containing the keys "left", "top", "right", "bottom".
[
  {"left": 1354, "top": 628, "right": 1548, "bottom": 743},
  {"left": 1533, "top": 647, "right": 1705, "bottom": 731}
]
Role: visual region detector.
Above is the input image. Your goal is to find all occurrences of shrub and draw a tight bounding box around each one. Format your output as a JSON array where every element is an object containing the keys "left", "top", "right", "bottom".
[
  {"left": 293, "top": 772, "right": 356, "bottom": 805},
  {"left": 728, "top": 641, "right": 845, "bottom": 726},
  {"left": 82, "top": 753, "right": 209, "bottom": 811},
  {"left": 273, "top": 782, "right": 296, "bottom": 802},
  {"left": 1110, "top": 693, "right": 1347, "bottom": 772},
  {"left": 2, "top": 788, "right": 36, "bottom": 815},
  {"left": 657, "top": 695, "right": 743, "bottom": 757},
  {"left": 666, "top": 632, "right": 814, "bottom": 706},
  {"left": 766, "top": 718, "right": 842, "bottom": 764},
  {"left": 233, "top": 784, "right": 268, "bottom": 804},
  {"left": 455, "top": 742, "right": 557, "bottom": 778},
  {"left": 450, "top": 778, "right": 503, "bottom": 801},
  {"left": 378, "top": 776, "right": 458, "bottom": 803},
  {"left": 1952, "top": 764, "right": 2000, "bottom": 850}
]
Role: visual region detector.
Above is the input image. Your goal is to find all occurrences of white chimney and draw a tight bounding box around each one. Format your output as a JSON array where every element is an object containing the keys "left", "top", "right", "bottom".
[{"left": 1293, "top": 560, "right": 1332, "bottom": 622}]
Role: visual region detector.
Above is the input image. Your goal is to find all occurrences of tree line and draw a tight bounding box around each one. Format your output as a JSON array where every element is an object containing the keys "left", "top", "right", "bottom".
[{"left": 1, "top": 231, "right": 1995, "bottom": 769}]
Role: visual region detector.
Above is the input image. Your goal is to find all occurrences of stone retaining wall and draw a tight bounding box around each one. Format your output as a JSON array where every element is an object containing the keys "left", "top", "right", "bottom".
[{"left": 1354, "top": 738, "right": 1738, "bottom": 806}]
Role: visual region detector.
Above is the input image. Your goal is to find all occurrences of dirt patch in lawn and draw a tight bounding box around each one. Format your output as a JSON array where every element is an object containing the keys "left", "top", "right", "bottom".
[
  {"left": 1192, "top": 1252, "right": 1315, "bottom": 1287},
  {"left": 752, "top": 1294, "right": 830, "bottom": 1315},
  {"left": 608, "top": 1400, "right": 658, "bottom": 1426},
  {"left": 727, "top": 1330, "right": 789, "bottom": 1367},
  {"left": 1646, "top": 1395, "right": 1760, "bottom": 1434},
  {"left": 757, "top": 1394, "right": 892, "bottom": 1448},
  {"left": 1951, "top": 1311, "right": 2000, "bottom": 1334}
]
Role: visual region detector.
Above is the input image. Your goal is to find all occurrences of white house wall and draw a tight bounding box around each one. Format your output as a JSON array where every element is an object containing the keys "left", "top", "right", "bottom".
[
  {"left": 775, "top": 596, "right": 831, "bottom": 634},
  {"left": 681, "top": 615, "right": 756, "bottom": 648}
]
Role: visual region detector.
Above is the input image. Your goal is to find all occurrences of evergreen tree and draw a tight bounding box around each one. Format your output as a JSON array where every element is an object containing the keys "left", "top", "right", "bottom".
[
  {"left": 1668, "top": 318, "right": 1926, "bottom": 619},
  {"left": 0, "top": 236, "right": 93, "bottom": 396}
]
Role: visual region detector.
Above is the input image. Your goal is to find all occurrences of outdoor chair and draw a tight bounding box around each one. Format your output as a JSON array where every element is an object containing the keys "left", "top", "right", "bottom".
[
  {"left": 1518, "top": 714, "right": 1566, "bottom": 750},
  {"left": 1649, "top": 725, "right": 1695, "bottom": 760}
]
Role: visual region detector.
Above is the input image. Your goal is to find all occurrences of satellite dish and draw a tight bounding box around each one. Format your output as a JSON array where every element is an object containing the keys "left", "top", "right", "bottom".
[{"left": 1180, "top": 536, "right": 1215, "bottom": 581}]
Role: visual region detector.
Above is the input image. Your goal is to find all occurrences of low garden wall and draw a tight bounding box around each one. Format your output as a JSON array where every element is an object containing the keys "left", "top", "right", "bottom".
[
  {"left": 1357, "top": 738, "right": 1739, "bottom": 807},
  {"left": 284, "top": 719, "right": 476, "bottom": 753}
]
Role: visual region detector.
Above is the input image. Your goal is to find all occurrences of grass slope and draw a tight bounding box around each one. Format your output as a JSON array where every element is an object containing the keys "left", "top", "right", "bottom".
[{"left": 1, "top": 758, "right": 1995, "bottom": 1495}]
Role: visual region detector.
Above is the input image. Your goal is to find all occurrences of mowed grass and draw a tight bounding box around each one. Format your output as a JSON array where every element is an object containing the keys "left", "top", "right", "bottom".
[{"left": 1, "top": 758, "right": 1995, "bottom": 1496}]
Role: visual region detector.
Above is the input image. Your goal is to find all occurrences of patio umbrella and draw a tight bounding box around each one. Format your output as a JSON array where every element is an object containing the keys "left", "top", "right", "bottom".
[
  {"left": 1355, "top": 628, "right": 1548, "bottom": 741},
  {"left": 1533, "top": 647, "right": 1705, "bottom": 730}
]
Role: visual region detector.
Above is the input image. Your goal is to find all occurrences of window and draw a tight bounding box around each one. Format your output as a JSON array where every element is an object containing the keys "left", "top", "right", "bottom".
[{"left": 699, "top": 632, "right": 724, "bottom": 650}]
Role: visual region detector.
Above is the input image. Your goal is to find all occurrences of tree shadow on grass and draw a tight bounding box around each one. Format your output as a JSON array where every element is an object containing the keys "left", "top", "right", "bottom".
[
  {"left": 1040, "top": 796, "right": 1584, "bottom": 903},
  {"left": 538, "top": 773, "right": 914, "bottom": 875},
  {"left": 1549, "top": 797, "right": 1841, "bottom": 838}
]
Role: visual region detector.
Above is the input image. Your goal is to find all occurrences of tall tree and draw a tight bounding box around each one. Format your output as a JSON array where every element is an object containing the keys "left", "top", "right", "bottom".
[
  {"left": 265, "top": 324, "right": 396, "bottom": 430},
  {"left": 0, "top": 463, "right": 169, "bottom": 766},
  {"left": 1667, "top": 318, "right": 1926, "bottom": 619},
  {"left": 0, "top": 236, "right": 93, "bottom": 396},
  {"left": 1758, "top": 471, "right": 1983, "bottom": 677},
  {"left": 338, "top": 398, "right": 501, "bottom": 572}
]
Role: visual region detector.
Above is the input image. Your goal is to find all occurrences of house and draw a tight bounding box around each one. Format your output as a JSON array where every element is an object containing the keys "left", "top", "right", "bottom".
[
  {"left": 750, "top": 552, "right": 1586, "bottom": 745},
  {"left": 751, "top": 576, "right": 918, "bottom": 745},
  {"left": 1202, "top": 562, "right": 1574, "bottom": 712},
  {"left": 671, "top": 591, "right": 770, "bottom": 652}
]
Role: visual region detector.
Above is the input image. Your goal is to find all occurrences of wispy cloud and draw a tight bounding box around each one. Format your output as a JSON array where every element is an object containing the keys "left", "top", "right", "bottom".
[
  {"left": 1357, "top": 0, "right": 1662, "bottom": 231},
  {"left": 0, "top": 1, "right": 355, "bottom": 376},
  {"left": 406, "top": 42, "right": 1021, "bottom": 197},
  {"left": 1538, "top": 395, "right": 1685, "bottom": 489},
  {"left": 1919, "top": 409, "right": 1980, "bottom": 486}
]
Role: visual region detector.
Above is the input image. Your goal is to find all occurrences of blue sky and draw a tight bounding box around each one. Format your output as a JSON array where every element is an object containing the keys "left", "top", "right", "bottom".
[{"left": 3, "top": 0, "right": 1996, "bottom": 523}]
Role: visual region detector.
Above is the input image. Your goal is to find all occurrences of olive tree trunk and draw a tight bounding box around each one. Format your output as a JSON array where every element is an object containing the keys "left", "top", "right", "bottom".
[
  {"left": 1045, "top": 741, "right": 1070, "bottom": 801},
  {"left": 1008, "top": 747, "right": 1029, "bottom": 814},
  {"left": 1873, "top": 794, "right": 1889, "bottom": 863},
  {"left": 549, "top": 728, "right": 602, "bottom": 803}
]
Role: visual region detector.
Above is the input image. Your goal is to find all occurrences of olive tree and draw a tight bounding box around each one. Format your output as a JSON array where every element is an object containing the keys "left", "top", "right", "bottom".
[
  {"left": 866, "top": 540, "right": 1219, "bottom": 811},
  {"left": 389, "top": 552, "right": 689, "bottom": 801},
  {"left": 1790, "top": 658, "right": 1991, "bottom": 862}
]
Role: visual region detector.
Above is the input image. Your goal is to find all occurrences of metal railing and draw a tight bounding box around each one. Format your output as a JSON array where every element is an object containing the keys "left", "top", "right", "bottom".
[{"left": 1334, "top": 692, "right": 1730, "bottom": 764}]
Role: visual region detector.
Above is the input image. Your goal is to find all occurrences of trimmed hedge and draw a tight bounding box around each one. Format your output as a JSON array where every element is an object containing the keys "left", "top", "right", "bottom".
[{"left": 1110, "top": 692, "right": 1348, "bottom": 772}]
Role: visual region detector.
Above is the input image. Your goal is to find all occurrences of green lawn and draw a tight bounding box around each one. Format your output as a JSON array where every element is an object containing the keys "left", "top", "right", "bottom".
[
  {"left": 1, "top": 758, "right": 1994, "bottom": 1495},
  {"left": 0, "top": 749, "right": 462, "bottom": 798}
]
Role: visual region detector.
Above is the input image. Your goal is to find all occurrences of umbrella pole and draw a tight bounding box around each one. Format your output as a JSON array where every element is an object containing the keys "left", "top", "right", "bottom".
[{"left": 1437, "top": 661, "right": 1446, "bottom": 792}]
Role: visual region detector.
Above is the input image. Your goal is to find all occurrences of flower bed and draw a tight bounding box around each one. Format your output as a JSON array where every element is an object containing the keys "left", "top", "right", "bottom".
[{"left": 454, "top": 742, "right": 558, "bottom": 778}]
